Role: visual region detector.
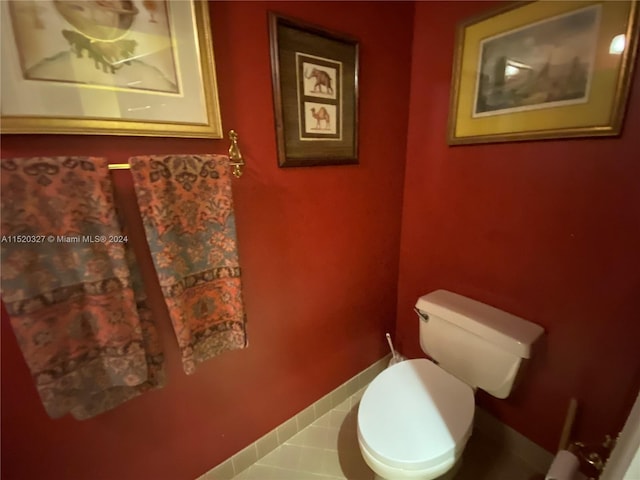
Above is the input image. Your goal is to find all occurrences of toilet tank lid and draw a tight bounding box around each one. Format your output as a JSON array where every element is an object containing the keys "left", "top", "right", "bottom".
[{"left": 415, "top": 290, "right": 544, "bottom": 358}]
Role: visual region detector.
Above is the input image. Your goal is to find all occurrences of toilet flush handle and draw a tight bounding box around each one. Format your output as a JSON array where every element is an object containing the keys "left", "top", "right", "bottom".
[{"left": 414, "top": 308, "right": 429, "bottom": 322}]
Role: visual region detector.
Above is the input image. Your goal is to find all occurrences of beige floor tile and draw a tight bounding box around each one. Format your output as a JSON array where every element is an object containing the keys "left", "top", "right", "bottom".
[
  {"left": 454, "top": 432, "right": 542, "bottom": 480},
  {"left": 326, "top": 427, "right": 341, "bottom": 451},
  {"left": 313, "top": 411, "right": 332, "bottom": 428},
  {"left": 235, "top": 464, "right": 296, "bottom": 480},
  {"left": 295, "top": 425, "right": 340, "bottom": 451},
  {"left": 341, "top": 408, "right": 358, "bottom": 432},
  {"left": 325, "top": 426, "right": 341, "bottom": 450},
  {"left": 286, "top": 427, "right": 314, "bottom": 447},
  {"left": 349, "top": 388, "right": 365, "bottom": 408},
  {"left": 336, "top": 407, "right": 375, "bottom": 480},
  {"left": 334, "top": 398, "right": 351, "bottom": 413},
  {"left": 230, "top": 375, "right": 547, "bottom": 480},
  {"left": 337, "top": 453, "right": 375, "bottom": 480},
  {"left": 320, "top": 448, "right": 345, "bottom": 477},
  {"left": 297, "top": 445, "right": 326, "bottom": 473},
  {"left": 258, "top": 444, "right": 301, "bottom": 471},
  {"left": 239, "top": 463, "right": 345, "bottom": 480},
  {"left": 327, "top": 408, "right": 350, "bottom": 428}
]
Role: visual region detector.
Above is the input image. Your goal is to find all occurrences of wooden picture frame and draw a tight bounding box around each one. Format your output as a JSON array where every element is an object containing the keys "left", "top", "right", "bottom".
[
  {"left": 268, "top": 12, "right": 359, "bottom": 167},
  {"left": 1, "top": 0, "right": 223, "bottom": 138},
  {"left": 448, "top": 0, "right": 639, "bottom": 145}
]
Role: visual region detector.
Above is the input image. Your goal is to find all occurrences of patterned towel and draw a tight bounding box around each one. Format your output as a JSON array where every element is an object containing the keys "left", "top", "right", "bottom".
[
  {"left": 130, "top": 154, "right": 247, "bottom": 374},
  {"left": 0, "top": 157, "right": 164, "bottom": 419}
]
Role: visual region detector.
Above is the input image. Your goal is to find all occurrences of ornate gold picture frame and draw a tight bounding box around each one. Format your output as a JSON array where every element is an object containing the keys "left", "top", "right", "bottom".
[
  {"left": 1, "top": 0, "right": 222, "bottom": 138},
  {"left": 269, "top": 12, "right": 359, "bottom": 167},
  {"left": 448, "top": 0, "right": 638, "bottom": 145}
]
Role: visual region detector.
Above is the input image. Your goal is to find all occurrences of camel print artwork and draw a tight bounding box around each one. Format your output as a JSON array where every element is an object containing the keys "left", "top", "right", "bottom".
[
  {"left": 296, "top": 53, "right": 341, "bottom": 139},
  {"left": 304, "top": 102, "right": 337, "bottom": 135},
  {"left": 310, "top": 106, "right": 330, "bottom": 129},
  {"left": 269, "top": 13, "right": 358, "bottom": 166}
]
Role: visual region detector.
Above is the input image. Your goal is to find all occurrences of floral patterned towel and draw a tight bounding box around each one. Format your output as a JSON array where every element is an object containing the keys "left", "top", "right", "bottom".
[
  {"left": 0, "top": 157, "right": 164, "bottom": 419},
  {"left": 130, "top": 154, "right": 247, "bottom": 374}
]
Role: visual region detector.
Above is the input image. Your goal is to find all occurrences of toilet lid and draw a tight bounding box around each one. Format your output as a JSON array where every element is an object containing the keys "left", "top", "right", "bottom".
[{"left": 358, "top": 359, "right": 474, "bottom": 471}]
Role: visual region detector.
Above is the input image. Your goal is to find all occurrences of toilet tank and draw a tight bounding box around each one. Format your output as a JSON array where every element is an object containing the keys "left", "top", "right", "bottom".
[{"left": 416, "top": 290, "right": 544, "bottom": 399}]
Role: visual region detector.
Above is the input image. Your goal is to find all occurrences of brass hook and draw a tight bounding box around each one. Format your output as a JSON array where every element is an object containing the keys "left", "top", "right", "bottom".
[{"left": 228, "top": 130, "right": 245, "bottom": 178}]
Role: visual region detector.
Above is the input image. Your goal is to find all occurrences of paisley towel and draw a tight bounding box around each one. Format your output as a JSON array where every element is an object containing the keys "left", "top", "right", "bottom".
[
  {"left": 0, "top": 157, "right": 164, "bottom": 419},
  {"left": 130, "top": 154, "right": 247, "bottom": 374}
]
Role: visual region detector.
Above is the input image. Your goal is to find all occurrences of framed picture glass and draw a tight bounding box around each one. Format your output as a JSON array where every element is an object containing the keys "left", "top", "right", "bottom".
[
  {"left": 1, "top": 0, "right": 223, "bottom": 138},
  {"left": 448, "top": 1, "right": 638, "bottom": 145},
  {"left": 269, "top": 13, "right": 359, "bottom": 167}
]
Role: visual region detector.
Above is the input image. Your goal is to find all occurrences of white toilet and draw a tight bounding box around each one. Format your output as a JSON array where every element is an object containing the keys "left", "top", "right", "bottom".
[{"left": 357, "top": 289, "right": 544, "bottom": 480}]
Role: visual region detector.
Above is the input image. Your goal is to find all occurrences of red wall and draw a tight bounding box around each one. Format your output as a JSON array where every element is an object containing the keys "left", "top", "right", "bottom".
[
  {"left": 0, "top": 2, "right": 414, "bottom": 479},
  {"left": 396, "top": 1, "right": 640, "bottom": 454}
]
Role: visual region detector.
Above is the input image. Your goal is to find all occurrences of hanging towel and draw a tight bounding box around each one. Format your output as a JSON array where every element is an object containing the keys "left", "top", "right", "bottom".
[
  {"left": 0, "top": 157, "right": 164, "bottom": 419},
  {"left": 129, "top": 154, "right": 247, "bottom": 374},
  {"left": 68, "top": 241, "right": 165, "bottom": 420}
]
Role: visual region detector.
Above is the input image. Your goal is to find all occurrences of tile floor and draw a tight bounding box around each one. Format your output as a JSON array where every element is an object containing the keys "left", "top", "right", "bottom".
[{"left": 232, "top": 388, "right": 546, "bottom": 480}]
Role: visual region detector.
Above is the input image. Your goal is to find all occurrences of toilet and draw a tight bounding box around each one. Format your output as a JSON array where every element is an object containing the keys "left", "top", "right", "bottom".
[{"left": 357, "top": 290, "right": 544, "bottom": 480}]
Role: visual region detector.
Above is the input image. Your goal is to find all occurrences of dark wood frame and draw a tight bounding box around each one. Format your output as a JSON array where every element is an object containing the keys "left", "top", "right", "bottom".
[{"left": 268, "top": 12, "right": 359, "bottom": 167}]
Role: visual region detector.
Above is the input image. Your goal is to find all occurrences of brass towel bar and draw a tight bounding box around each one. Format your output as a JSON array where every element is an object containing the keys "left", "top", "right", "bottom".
[{"left": 108, "top": 129, "right": 246, "bottom": 178}]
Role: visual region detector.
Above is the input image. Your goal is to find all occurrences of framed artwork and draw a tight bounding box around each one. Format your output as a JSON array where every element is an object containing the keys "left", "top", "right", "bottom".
[
  {"left": 268, "top": 13, "right": 359, "bottom": 167},
  {"left": 448, "top": 1, "right": 639, "bottom": 145},
  {"left": 0, "top": 0, "right": 223, "bottom": 138}
]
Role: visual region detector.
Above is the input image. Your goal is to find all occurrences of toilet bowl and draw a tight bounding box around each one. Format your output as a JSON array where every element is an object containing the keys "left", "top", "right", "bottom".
[
  {"left": 356, "top": 290, "right": 544, "bottom": 480},
  {"left": 357, "top": 359, "right": 474, "bottom": 480}
]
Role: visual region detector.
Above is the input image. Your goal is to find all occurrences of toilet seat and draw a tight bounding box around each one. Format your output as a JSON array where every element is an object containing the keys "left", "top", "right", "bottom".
[{"left": 357, "top": 359, "right": 475, "bottom": 472}]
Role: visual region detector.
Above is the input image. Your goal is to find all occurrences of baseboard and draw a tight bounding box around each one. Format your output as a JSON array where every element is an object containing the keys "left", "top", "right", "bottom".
[
  {"left": 199, "top": 356, "right": 571, "bottom": 480},
  {"left": 197, "top": 354, "right": 391, "bottom": 479}
]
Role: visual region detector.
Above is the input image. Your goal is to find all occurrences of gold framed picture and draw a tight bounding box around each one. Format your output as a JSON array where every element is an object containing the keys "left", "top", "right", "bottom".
[
  {"left": 269, "top": 12, "right": 359, "bottom": 167},
  {"left": 1, "top": 0, "right": 223, "bottom": 138},
  {"left": 448, "top": 1, "right": 639, "bottom": 145}
]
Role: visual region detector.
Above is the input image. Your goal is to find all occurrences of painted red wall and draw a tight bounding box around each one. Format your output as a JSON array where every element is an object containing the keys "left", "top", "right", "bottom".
[
  {"left": 396, "top": 0, "right": 640, "bottom": 454},
  {"left": 0, "top": 2, "right": 414, "bottom": 479}
]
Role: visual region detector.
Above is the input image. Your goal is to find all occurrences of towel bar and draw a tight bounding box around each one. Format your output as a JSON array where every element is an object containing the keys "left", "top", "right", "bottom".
[{"left": 108, "top": 130, "right": 245, "bottom": 178}]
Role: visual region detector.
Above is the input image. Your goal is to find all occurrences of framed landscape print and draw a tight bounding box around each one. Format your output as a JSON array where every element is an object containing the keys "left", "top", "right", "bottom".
[
  {"left": 0, "top": 0, "right": 223, "bottom": 138},
  {"left": 448, "top": 0, "right": 639, "bottom": 145},
  {"left": 269, "top": 13, "right": 359, "bottom": 167}
]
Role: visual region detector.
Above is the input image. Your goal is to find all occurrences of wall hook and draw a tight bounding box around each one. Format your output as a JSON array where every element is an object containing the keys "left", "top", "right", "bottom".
[{"left": 228, "top": 130, "right": 245, "bottom": 178}]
